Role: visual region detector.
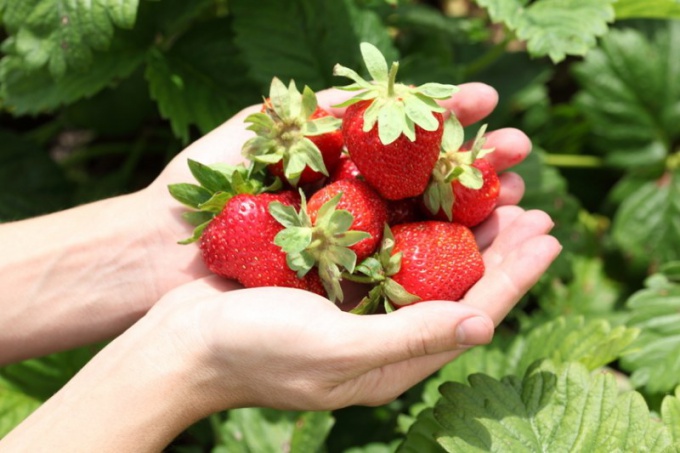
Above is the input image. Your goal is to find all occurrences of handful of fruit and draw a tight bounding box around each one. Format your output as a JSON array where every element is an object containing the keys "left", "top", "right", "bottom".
[{"left": 168, "top": 43, "right": 501, "bottom": 314}]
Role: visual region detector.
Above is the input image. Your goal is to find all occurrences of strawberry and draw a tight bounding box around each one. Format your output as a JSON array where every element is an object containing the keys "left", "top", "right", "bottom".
[
  {"left": 269, "top": 179, "right": 388, "bottom": 302},
  {"left": 243, "top": 77, "right": 343, "bottom": 187},
  {"left": 422, "top": 117, "right": 500, "bottom": 227},
  {"left": 307, "top": 179, "right": 388, "bottom": 261},
  {"left": 347, "top": 222, "right": 484, "bottom": 313},
  {"left": 333, "top": 43, "right": 458, "bottom": 200},
  {"left": 201, "top": 191, "right": 325, "bottom": 294},
  {"left": 330, "top": 153, "right": 363, "bottom": 182},
  {"left": 329, "top": 153, "right": 421, "bottom": 226},
  {"left": 167, "top": 160, "right": 324, "bottom": 294}
]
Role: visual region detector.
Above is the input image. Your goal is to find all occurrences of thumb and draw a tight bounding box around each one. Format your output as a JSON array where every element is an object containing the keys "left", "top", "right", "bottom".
[{"left": 344, "top": 301, "right": 495, "bottom": 369}]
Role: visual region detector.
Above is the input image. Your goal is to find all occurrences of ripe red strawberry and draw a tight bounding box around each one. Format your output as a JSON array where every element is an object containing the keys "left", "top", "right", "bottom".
[
  {"left": 334, "top": 43, "right": 457, "bottom": 200},
  {"left": 243, "top": 77, "right": 343, "bottom": 187},
  {"left": 307, "top": 179, "right": 388, "bottom": 261},
  {"left": 347, "top": 221, "right": 484, "bottom": 314},
  {"left": 330, "top": 153, "right": 362, "bottom": 182},
  {"left": 422, "top": 118, "right": 500, "bottom": 227},
  {"left": 269, "top": 179, "right": 388, "bottom": 302},
  {"left": 389, "top": 221, "right": 483, "bottom": 305},
  {"left": 167, "top": 160, "right": 324, "bottom": 294},
  {"left": 266, "top": 103, "right": 344, "bottom": 185},
  {"left": 200, "top": 191, "right": 325, "bottom": 294},
  {"left": 329, "top": 154, "right": 422, "bottom": 226}
]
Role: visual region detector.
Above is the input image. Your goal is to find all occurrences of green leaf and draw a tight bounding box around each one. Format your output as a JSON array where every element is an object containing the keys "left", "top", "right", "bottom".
[
  {"left": 145, "top": 18, "right": 260, "bottom": 143},
  {"left": 360, "top": 42, "right": 389, "bottom": 83},
  {"left": 0, "top": 0, "right": 139, "bottom": 77},
  {"left": 187, "top": 159, "right": 232, "bottom": 194},
  {"left": 661, "top": 387, "right": 680, "bottom": 443},
  {"left": 477, "top": 0, "right": 616, "bottom": 63},
  {"left": 167, "top": 183, "right": 212, "bottom": 210},
  {"left": 434, "top": 360, "right": 675, "bottom": 452},
  {"left": 614, "top": 0, "right": 680, "bottom": 19},
  {"left": 507, "top": 316, "right": 639, "bottom": 378},
  {"left": 441, "top": 115, "right": 465, "bottom": 152},
  {"left": 536, "top": 256, "right": 623, "bottom": 320},
  {"left": 620, "top": 269, "right": 680, "bottom": 394},
  {"left": 215, "top": 408, "right": 334, "bottom": 453},
  {"left": 612, "top": 170, "right": 680, "bottom": 268},
  {"left": 573, "top": 22, "right": 680, "bottom": 168},
  {"left": 274, "top": 227, "right": 313, "bottom": 254},
  {"left": 0, "top": 129, "right": 72, "bottom": 221},
  {"left": 0, "top": 31, "right": 145, "bottom": 114},
  {"left": 0, "top": 379, "right": 42, "bottom": 438},
  {"left": 231, "top": 0, "right": 362, "bottom": 90}
]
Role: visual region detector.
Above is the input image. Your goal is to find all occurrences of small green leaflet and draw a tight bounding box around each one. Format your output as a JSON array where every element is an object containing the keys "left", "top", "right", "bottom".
[
  {"left": 0, "top": 379, "right": 42, "bottom": 438},
  {"left": 0, "top": 0, "right": 139, "bottom": 77},
  {"left": 620, "top": 264, "right": 680, "bottom": 394},
  {"left": 213, "top": 408, "right": 334, "bottom": 453},
  {"left": 612, "top": 170, "right": 680, "bottom": 268},
  {"left": 614, "top": 0, "right": 680, "bottom": 19},
  {"left": 476, "top": 0, "right": 616, "bottom": 63},
  {"left": 434, "top": 360, "right": 676, "bottom": 452},
  {"left": 573, "top": 22, "right": 680, "bottom": 168}
]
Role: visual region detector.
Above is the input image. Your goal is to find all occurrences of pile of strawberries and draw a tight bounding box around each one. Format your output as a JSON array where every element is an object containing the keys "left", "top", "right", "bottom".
[{"left": 168, "top": 43, "right": 500, "bottom": 314}]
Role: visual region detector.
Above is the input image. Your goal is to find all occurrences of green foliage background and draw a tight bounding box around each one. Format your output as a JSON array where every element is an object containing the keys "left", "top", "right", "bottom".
[{"left": 2, "top": 0, "right": 680, "bottom": 450}]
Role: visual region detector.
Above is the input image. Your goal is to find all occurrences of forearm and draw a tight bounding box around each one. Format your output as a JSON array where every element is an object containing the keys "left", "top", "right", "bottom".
[
  {"left": 0, "top": 189, "right": 196, "bottom": 364},
  {"left": 0, "top": 308, "right": 213, "bottom": 452}
]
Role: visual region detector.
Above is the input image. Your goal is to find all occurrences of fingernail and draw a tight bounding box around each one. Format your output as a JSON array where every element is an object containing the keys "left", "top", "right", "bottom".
[{"left": 456, "top": 316, "right": 493, "bottom": 346}]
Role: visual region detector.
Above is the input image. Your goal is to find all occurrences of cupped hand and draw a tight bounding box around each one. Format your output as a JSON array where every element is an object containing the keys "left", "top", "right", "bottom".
[{"left": 144, "top": 205, "right": 560, "bottom": 415}]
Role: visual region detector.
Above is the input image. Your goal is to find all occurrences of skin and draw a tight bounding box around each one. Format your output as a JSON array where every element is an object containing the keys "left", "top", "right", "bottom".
[{"left": 0, "top": 83, "right": 561, "bottom": 452}]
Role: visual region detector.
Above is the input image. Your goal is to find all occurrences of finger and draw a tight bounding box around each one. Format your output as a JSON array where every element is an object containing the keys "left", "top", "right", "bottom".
[
  {"left": 461, "top": 235, "right": 562, "bottom": 324},
  {"left": 339, "top": 302, "right": 494, "bottom": 371},
  {"left": 482, "top": 209, "right": 554, "bottom": 268},
  {"left": 473, "top": 205, "right": 525, "bottom": 250},
  {"left": 159, "top": 276, "right": 242, "bottom": 306},
  {"left": 481, "top": 128, "right": 533, "bottom": 172},
  {"left": 440, "top": 82, "right": 499, "bottom": 127},
  {"left": 336, "top": 348, "right": 463, "bottom": 407},
  {"left": 496, "top": 172, "right": 525, "bottom": 207},
  {"left": 317, "top": 88, "right": 356, "bottom": 117}
]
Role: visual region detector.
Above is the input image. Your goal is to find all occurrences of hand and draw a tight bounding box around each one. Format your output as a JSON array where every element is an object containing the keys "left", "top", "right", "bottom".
[
  {"left": 145, "top": 207, "right": 559, "bottom": 414},
  {"left": 140, "top": 83, "right": 533, "bottom": 302}
]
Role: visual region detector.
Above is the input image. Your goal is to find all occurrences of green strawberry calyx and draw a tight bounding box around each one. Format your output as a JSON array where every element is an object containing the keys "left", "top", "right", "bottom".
[
  {"left": 269, "top": 191, "right": 371, "bottom": 303},
  {"left": 423, "top": 116, "right": 495, "bottom": 220},
  {"left": 344, "top": 224, "right": 420, "bottom": 314},
  {"left": 333, "top": 42, "right": 458, "bottom": 145},
  {"left": 242, "top": 77, "right": 342, "bottom": 187},
  {"left": 167, "top": 159, "right": 280, "bottom": 244}
]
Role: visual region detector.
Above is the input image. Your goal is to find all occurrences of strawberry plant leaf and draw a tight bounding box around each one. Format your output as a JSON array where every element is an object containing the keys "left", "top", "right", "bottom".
[
  {"left": 534, "top": 256, "right": 623, "bottom": 321},
  {"left": 573, "top": 22, "right": 680, "bottom": 168},
  {"left": 661, "top": 387, "right": 680, "bottom": 443},
  {"left": 614, "top": 0, "right": 680, "bottom": 19},
  {"left": 507, "top": 316, "right": 638, "bottom": 378},
  {"left": 0, "top": 379, "right": 42, "bottom": 438},
  {"left": 213, "top": 408, "right": 334, "bottom": 453},
  {"left": 0, "top": 33, "right": 145, "bottom": 114},
  {"left": 145, "top": 18, "right": 260, "bottom": 143},
  {"left": 0, "top": 129, "right": 72, "bottom": 221},
  {"left": 0, "top": 0, "right": 139, "bottom": 77},
  {"left": 612, "top": 169, "right": 680, "bottom": 268},
  {"left": 434, "top": 360, "right": 675, "bottom": 452},
  {"left": 231, "top": 0, "right": 362, "bottom": 90},
  {"left": 476, "top": 0, "right": 616, "bottom": 63},
  {"left": 620, "top": 265, "right": 680, "bottom": 394}
]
